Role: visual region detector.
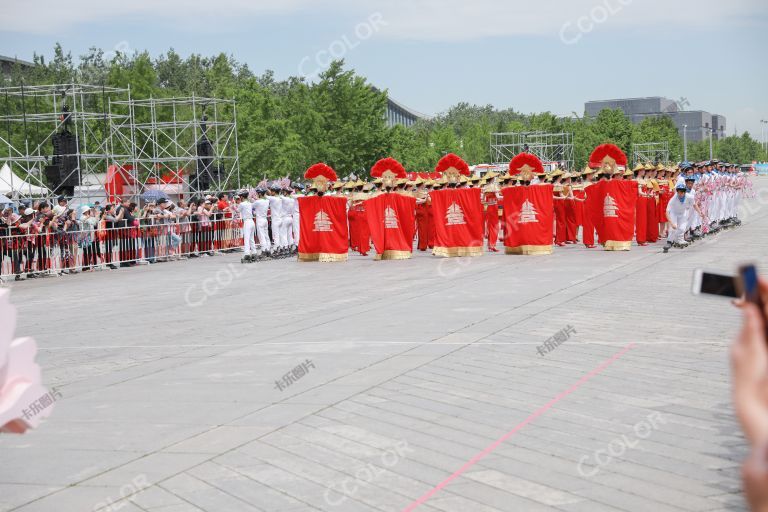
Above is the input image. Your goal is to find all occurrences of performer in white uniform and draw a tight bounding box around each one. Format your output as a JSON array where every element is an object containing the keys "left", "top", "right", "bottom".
[
  {"left": 291, "top": 182, "right": 304, "bottom": 246},
  {"left": 252, "top": 187, "right": 272, "bottom": 256},
  {"left": 236, "top": 191, "right": 256, "bottom": 262},
  {"left": 267, "top": 183, "right": 285, "bottom": 254},
  {"left": 664, "top": 183, "right": 694, "bottom": 252},
  {"left": 280, "top": 186, "right": 295, "bottom": 250}
]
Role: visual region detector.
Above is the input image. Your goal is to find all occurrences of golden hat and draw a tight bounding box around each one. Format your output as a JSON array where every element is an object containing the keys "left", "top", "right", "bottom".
[
  {"left": 550, "top": 169, "right": 564, "bottom": 177},
  {"left": 414, "top": 177, "right": 424, "bottom": 185},
  {"left": 363, "top": 183, "right": 374, "bottom": 191},
  {"left": 623, "top": 169, "right": 633, "bottom": 177},
  {"left": 656, "top": 163, "right": 665, "bottom": 171},
  {"left": 633, "top": 163, "right": 644, "bottom": 172},
  {"left": 644, "top": 163, "right": 654, "bottom": 171},
  {"left": 373, "top": 177, "right": 383, "bottom": 185},
  {"left": 332, "top": 182, "right": 344, "bottom": 190},
  {"left": 486, "top": 171, "right": 499, "bottom": 179},
  {"left": 343, "top": 181, "right": 356, "bottom": 190},
  {"left": 582, "top": 166, "right": 596, "bottom": 175}
]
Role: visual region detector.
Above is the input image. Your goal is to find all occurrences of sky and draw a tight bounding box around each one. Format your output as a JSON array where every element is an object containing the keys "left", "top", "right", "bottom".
[{"left": 2, "top": 0, "right": 767, "bottom": 139}]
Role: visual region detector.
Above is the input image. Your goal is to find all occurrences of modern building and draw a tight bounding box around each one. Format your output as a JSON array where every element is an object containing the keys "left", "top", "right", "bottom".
[
  {"left": 0, "top": 55, "right": 34, "bottom": 79},
  {"left": 584, "top": 96, "right": 726, "bottom": 142},
  {"left": 385, "top": 95, "right": 430, "bottom": 128}
]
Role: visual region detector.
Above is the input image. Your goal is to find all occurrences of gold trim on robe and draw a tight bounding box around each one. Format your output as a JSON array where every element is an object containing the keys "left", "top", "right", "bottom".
[
  {"left": 298, "top": 252, "right": 349, "bottom": 262},
  {"left": 374, "top": 250, "right": 413, "bottom": 261},
  {"left": 432, "top": 246, "right": 483, "bottom": 258},
  {"left": 505, "top": 245, "right": 553, "bottom": 255},
  {"left": 603, "top": 241, "right": 632, "bottom": 251}
]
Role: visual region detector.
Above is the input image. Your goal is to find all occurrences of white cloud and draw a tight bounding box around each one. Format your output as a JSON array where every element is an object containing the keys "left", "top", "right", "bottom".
[{"left": 3, "top": 0, "right": 765, "bottom": 39}]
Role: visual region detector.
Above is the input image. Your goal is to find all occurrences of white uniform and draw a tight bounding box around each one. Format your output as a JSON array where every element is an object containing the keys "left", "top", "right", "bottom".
[
  {"left": 666, "top": 193, "right": 694, "bottom": 244},
  {"left": 238, "top": 201, "right": 256, "bottom": 255},
  {"left": 267, "top": 195, "right": 283, "bottom": 248},
  {"left": 252, "top": 198, "right": 271, "bottom": 252},
  {"left": 292, "top": 194, "right": 303, "bottom": 244},
  {"left": 281, "top": 195, "right": 295, "bottom": 246}
]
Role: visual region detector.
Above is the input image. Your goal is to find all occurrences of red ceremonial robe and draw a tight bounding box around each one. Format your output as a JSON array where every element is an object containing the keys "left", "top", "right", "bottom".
[
  {"left": 429, "top": 188, "right": 484, "bottom": 257},
  {"left": 297, "top": 195, "right": 349, "bottom": 262},
  {"left": 502, "top": 184, "right": 554, "bottom": 255},
  {"left": 365, "top": 192, "right": 416, "bottom": 260},
  {"left": 586, "top": 180, "right": 638, "bottom": 251}
]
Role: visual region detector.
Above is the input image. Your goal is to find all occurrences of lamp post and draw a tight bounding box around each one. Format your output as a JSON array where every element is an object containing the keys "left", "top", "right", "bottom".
[
  {"left": 761, "top": 120, "right": 768, "bottom": 159},
  {"left": 683, "top": 124, "right": 688, "bottom": 162},
  {"left": 708, "top": 127, "right": 713, "bottom": 160}
]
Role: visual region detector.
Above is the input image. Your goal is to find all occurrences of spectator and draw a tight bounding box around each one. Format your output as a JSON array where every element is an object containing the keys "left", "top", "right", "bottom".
[
  {"left": 60, "top": 209, "right": 79, "bottom": 274},
  {"left": 52, "top": 196, "right": 68, "bottom": 217},
  {"left": 732, "top": 277, "right": 768, "bottom": 512},
  {"left": 101, "top": 204, "right": 118, "bottom": 270},
  {"left": 79, "top": 206, "right": 98, "bottom": 271}
]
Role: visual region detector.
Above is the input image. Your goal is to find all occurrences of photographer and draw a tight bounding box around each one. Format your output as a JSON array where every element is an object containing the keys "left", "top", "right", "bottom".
[
  {"left": 79, "top": 206, "right": 98, "bottom": 271},
  {"left": 733, "top": 278, "right": 768, "bottom": 511}
]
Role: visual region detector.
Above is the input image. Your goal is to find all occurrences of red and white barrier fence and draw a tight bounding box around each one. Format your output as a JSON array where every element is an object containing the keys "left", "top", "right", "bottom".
[{"left": 0, "top": 220, "right": 244, "bottom": 279}]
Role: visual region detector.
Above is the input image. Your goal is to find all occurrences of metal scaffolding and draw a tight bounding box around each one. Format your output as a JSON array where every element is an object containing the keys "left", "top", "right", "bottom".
[
  {"left": 490, "top": 132, "right": 574, "bottom": 171},
  {"left": 110, "top": 95, "right": 240, "bottom": 200},
  {"left": 632, "top": 142, "right": 669, "bottom": 167},
  {"left": 0, "top": 83, "right": 133, "bottom": 200}
]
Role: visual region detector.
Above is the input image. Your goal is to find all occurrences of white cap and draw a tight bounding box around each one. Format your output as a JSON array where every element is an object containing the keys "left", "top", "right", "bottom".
[{"left": 24, "top": 207, "right": 35, "bottom": 215}]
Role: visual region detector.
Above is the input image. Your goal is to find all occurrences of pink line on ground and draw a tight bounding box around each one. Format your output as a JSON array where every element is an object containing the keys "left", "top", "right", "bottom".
[{"left": 401, "top": 342, "right": 637, "bottom": 512}]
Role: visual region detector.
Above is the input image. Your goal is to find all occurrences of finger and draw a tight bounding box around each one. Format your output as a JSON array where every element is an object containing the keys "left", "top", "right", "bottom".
[{"left": 742, "top": 445, "right": 768, "bottom": 509}]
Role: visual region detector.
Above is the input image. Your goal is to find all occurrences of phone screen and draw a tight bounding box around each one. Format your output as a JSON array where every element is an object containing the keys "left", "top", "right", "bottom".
[{"left": 697, "top": 271, "right": 738, "bottom": 298}]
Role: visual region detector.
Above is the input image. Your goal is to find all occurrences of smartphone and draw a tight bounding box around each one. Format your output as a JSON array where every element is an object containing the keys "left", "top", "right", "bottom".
[
  {"left": 738, "top": 264, "right": 765, "bottom": 309},
  {"left": 738, "top": 264, "right": 768, "bottom": 342},
  {"left": 692, "top": 269, "right": 739, "bottom": 298}
]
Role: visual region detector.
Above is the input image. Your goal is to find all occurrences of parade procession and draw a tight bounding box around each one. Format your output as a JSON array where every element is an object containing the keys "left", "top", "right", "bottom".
[{"left": 231, "top": 143, "right": 754, "bottom": 263}]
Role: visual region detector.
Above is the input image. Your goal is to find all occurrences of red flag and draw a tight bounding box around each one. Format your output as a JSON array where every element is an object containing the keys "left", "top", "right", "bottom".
[
  {"left": 364, "top": 192, "right": 416, "bottom": 260},
  {"left": 429, "top": 188, "right": 484, "bottom": 257},
  {"left": 586, "top": 180, "right": 637, "bottom": 251},
  {"left": 501, "top": 184, "right": 554, "bottom": 255},
  {"left": 297, "top": 195, "right": 349, "bottom": 262}
]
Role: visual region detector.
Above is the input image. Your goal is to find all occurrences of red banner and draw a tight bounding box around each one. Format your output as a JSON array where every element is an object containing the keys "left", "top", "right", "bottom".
[
  {"left": 586, "top": 180, "right": 637, "bottom": 251},
  {"left": 429, "top": 188, "right": 484, "bottom": 257},
  {"left": 364, "top": 192, "right": 416, "bottom": 260},
  {"left": 501, "top": 184, "right": 554, "bottom": 255},
  {"left": 297, "top": 195, "right": 349, "bottom": 261}
]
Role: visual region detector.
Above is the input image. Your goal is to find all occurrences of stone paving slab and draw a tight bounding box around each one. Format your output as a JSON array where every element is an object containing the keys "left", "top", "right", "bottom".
[{"left": 2, "top": 180, "right": 766, "bottom": 511}]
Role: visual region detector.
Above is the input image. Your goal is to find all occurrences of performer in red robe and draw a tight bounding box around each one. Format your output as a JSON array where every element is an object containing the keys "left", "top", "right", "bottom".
[
  {"left": 482, "top": 172, "right": 501, "bottom": 252},
  {"left": 586, "top": 144, "right": 637, "bottom": 251},
  {"left": 430, "top": 153, "right": 483, "bottom": 257},
  {"left": 297, "top": 163, "right": 349, "bottom": 262},
  {"left": 502, "top": 152, "right": 554, "bottom": 255},
  {"left": 633, "top": 164, "right": 649, "bottom": 246},
  {"left": 365, "top": 157, "right": 417, "bottom": 260}
]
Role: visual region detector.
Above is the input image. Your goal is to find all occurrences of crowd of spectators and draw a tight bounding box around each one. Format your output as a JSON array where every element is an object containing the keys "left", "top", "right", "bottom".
[{"left": 0, "top": 193, "right": 244, "bottom": 280}]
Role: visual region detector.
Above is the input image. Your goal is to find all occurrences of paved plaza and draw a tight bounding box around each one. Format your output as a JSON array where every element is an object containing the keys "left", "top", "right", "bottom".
[{"left": 2, "top": 182, "right": 767, "bottom": 512}]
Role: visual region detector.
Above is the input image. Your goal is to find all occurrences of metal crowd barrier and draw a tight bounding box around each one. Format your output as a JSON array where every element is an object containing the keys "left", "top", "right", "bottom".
[{"left": 0, "top": 219, "right": 244, "bottom": 280}]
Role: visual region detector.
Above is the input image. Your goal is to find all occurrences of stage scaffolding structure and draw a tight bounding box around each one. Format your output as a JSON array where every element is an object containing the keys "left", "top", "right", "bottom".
[
  {"left": 0, "top": 83, "right": 133, "bottom": 200},
  {"left": 110, "top": 95, "right": 241, "bottom": 200},
  {"left": 490, "top": 132, "right": 574, "bottom": 171},
  {"left": 0, "top": 83, "right": 240, "bottom": 203},
  {"left": 632, "top": 142, "right": 669, "bottom": 167}
]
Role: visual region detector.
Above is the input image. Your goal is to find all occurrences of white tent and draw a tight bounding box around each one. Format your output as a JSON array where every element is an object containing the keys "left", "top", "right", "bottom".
[{"left": 0, "top": 163, "right": 50, "bottom": 197}]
